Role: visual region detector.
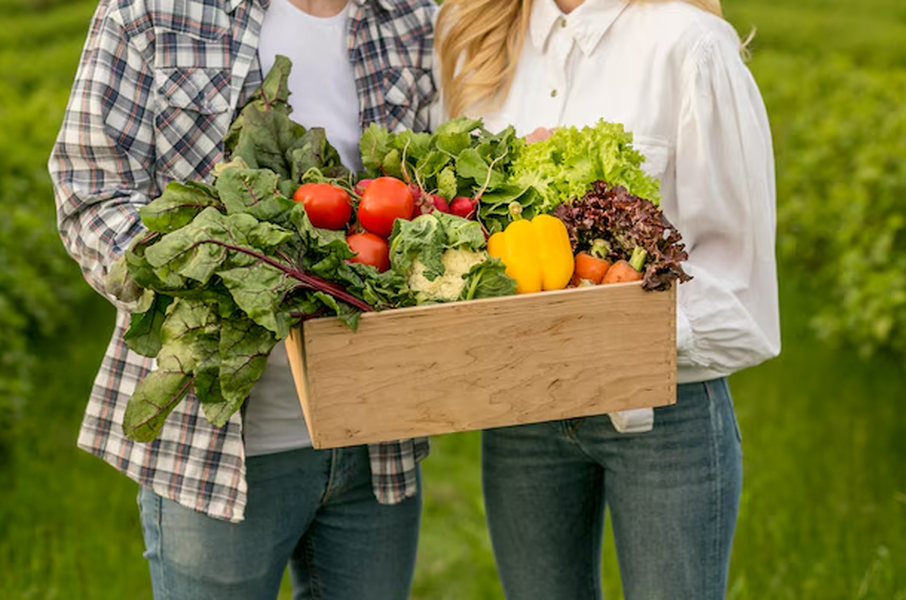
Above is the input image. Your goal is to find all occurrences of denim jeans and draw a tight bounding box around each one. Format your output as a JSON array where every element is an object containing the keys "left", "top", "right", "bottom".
[
  {"left": 482, "top": 378, "right": 743, "bottom": 600},
  {"left": 137, "top": 445, "right": 421, "bottom": 600}
]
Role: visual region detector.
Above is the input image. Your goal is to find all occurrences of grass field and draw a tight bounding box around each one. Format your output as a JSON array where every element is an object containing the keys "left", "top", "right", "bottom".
[{"left": 1, "top": 0, "right": 904, "bottom": 598}]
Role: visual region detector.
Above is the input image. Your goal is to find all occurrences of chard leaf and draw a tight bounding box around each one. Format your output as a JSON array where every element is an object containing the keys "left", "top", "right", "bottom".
[
  {"left": 289, "top": 127, "right": 349, "bottom": 183},
  {"left": 144, "top": 208, "right": 292, "bottom": 285},
  {"left": 215, "top": 166, "right": 295, "bottom": 225},
  {"left": 257, "top": 54, "right": 292, "bottom": 106},
  {"left": 219, "top": 262, "right": 296, "bottom": 338},
  {"left": 122, "top": 299, "right": 217, "bottom": 441},
  {"left": 124, "top": 293, "right": 174, "bottom": 357},
  {"left": 122, "top": 367, "right": 193, "bottom": 442},
  {"left": 126, "top": 235, "right": 186, "bottom": 292},
  {"left": 210, "top": 318, "right": 279, "bottom": 426},
  {"left": 334, "top": 298, "right": 361, "bottom": 330},
  {"left": 225, "top": 102, "right": 302, "bottom": 178},
  {"left": 140, "top": 181, "right": 224, "bottom": 233},
  {"left": 192, "top": 327, "right": 227, "bottom": 406},
  {"left": 222, "top": 54, "right": 303, "bottom": 178},
  {"left": 311, "top": 290, "right": 340, "bottom": 314},
  {"left": 292, "top": 207, "right": 355, "bottom": 259}
]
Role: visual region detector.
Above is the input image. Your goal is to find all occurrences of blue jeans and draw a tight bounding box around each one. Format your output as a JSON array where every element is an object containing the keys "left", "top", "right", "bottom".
[
  {"left": 482, "top": 378, "right": 743, "bottom": 600},
  {"left": 137, "top": 445, "right": 421, "bottom": 600}
]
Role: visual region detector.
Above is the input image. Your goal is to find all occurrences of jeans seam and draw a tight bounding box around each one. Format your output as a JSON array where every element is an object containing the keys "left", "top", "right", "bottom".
[
  {"left": 303, "top": 533, "right": 322, "bottom": 600},
  {"left": 150, "top": 490, "right": 169, "bottom": 600},
  {"left": 707, "top": 380, "right": 722, "bottom": 598},
  {"left": 321, "top": 449, "right": 339, "bottom": 504}
]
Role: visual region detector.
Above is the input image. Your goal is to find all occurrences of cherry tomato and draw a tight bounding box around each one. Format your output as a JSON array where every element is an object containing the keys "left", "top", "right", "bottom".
[
  {"left": 293, "top": 183, "right": 352, "bottom": 230},
  {"left": 357, "top": 177, "right": 414, "bottom": 236},
  {"left": 346, "top": 232, "right": 390, "bottom": 272}
]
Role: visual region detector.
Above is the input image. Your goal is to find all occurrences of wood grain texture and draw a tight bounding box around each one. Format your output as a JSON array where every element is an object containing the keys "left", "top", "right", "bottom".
[{"left": 288, "top": 281, "right": 677, "bottom": 448}]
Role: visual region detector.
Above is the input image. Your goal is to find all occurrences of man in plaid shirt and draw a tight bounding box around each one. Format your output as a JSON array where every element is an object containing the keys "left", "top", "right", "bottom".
[{"left": 49, "top": 0, "right": 437, "bottom": 597}]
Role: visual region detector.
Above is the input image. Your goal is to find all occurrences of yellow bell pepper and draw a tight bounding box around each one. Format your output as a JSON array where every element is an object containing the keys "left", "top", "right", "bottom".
[{"left": 487, "top": 214, "right": 574, "bottom": 294}]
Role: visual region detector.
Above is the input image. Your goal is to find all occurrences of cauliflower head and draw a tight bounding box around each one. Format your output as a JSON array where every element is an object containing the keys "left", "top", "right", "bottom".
[{"left": 408, "top": 248, "right": 487, "bottom": 302}]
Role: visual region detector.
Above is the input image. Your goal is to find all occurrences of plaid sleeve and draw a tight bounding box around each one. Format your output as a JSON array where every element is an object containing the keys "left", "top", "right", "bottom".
[{"left": 48, "top": 3, "right": 153, "bottom": 309}]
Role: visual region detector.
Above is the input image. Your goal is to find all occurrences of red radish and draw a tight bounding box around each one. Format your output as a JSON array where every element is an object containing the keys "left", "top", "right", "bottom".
[
  {"left": 354, "top": 179, "right": 373, "bottom": 196},
  {"left": 430, "top": 194, "right": 451, "bottom": 213},
  {"left": 450, "top": 196, "right": 478, "bottom": 219},
  {"left": 410, "top": 189, "right": 452, "bottom": 216}
]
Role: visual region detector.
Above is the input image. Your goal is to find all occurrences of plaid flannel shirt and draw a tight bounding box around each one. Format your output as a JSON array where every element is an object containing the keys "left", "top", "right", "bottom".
[{"left": 49, "top": 0, "right": 437, "bottom": 523}]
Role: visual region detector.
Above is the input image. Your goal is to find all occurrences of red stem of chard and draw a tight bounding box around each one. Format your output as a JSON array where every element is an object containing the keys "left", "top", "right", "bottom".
[{"left": 206, "top": 240, "right": 374, "bottom": 312}]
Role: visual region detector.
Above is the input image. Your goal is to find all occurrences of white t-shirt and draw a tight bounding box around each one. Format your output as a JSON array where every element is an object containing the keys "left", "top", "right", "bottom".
[{"left": 244, "top": 0, "right": 361, "bottom": 456}]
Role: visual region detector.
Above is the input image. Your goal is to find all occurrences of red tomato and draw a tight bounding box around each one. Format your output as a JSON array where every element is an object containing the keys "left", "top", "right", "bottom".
[
  {"left": 346, "top": 232, "right": 390, "bottom": 272},
  {"left": 293, "top": 183, "right": 352, "bottom": 230},
  {"left": 357, "top": 177, "right": 414, "bottom": 236}
]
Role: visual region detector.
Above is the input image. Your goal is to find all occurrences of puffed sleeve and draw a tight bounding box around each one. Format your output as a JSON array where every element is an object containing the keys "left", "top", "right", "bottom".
[{"left": 672, "top": 30, "right": 781, "bottom": 380}]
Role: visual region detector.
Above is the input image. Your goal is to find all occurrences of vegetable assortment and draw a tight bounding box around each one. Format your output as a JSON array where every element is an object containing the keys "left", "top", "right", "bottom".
[
  {"left": 114, "top": 56, "right": 691, "bottom": 443},
  {"left": 554, "top": 181, "right": 692, "bottom": 292}
]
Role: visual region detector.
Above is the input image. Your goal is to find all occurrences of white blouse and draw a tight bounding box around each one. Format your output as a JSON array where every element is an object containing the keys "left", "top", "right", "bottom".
[{"left": 471, "top": 0, "right": 781, "bottom": 391}]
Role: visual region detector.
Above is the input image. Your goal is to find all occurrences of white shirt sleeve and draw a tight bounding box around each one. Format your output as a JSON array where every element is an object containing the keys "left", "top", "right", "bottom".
[{"left": 672, "top": 33, "right": 781, "bottom": 379}]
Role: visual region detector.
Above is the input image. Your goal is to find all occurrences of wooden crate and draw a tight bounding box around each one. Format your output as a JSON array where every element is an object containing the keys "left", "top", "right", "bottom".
[{"left": 286, "top": 281, "right": 677, "bottom": 449}]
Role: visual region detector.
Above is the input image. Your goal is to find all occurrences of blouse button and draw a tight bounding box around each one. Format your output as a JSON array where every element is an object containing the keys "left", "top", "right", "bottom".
[
  {"left": 559, "top": 17, "right": 567, "bottom": 28},
  {"left": 551, "top": 89, "right": 558, "bottom": 98}
]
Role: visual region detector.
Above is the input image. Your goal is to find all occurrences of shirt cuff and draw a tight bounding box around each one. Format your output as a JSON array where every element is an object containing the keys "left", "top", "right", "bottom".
[{"left": 608, "top": 408, "right": 654, "bottom": 433}]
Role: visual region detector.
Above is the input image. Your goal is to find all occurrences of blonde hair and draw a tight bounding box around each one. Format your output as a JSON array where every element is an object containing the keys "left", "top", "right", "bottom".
[{"left": 436, "top": 0, "right": 725, "bottom": 118}]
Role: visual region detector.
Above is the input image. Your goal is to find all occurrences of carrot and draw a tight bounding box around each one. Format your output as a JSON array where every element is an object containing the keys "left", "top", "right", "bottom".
[
  {"left": 572, "top": 252, "right": 610, "bottom": 285},
  {"left": 601, "top": 246, "right": 647, "bottom": 284},
  {"left": 601, "top": 260, "right": 642, "bottom": 284}
]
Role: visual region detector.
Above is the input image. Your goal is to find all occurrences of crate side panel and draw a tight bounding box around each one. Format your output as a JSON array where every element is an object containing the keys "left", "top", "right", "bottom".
[{"left": 300, "top": 283, "right": 676, "bottom": 447}]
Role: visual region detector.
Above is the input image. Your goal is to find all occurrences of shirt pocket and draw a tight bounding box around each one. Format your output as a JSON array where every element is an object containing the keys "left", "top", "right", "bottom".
[
  {"left": 632, "top": 135, "right": 671, "bottom": 182},
  {"left": 154, "top": 67, "right": 232, "bottom": 183},
  {"left": 380, "top": 66, "right": 436, "bottom": 133}
]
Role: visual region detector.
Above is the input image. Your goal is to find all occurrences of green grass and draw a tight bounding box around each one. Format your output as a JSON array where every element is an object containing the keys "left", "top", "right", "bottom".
[{"left": 0, "top": 298, "right": 149, "bottom": 600}]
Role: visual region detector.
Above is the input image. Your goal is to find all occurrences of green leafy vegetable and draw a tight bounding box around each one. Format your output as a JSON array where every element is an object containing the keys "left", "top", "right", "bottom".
[
  {"left": 508, "top": 119, "right": 662, "bottom": 212},
  {"left": 117, "top": 56, "right": 403, "bottom": 442},
  {"left": 388, "top": 212, "right": 515, "bottom": 303},
  {"left": 359, "top": 117, "right": 521, "bottom": 231}
]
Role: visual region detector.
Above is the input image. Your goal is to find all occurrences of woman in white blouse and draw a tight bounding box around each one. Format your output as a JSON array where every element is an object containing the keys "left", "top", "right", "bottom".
[{"left": 435, "top": 0, "right": 780, "bottom": 598}]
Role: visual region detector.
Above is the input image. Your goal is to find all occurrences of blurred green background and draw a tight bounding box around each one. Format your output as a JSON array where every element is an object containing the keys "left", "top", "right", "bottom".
[{"left": 1, "top": 0, "right": 904, "bottom": 598}]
